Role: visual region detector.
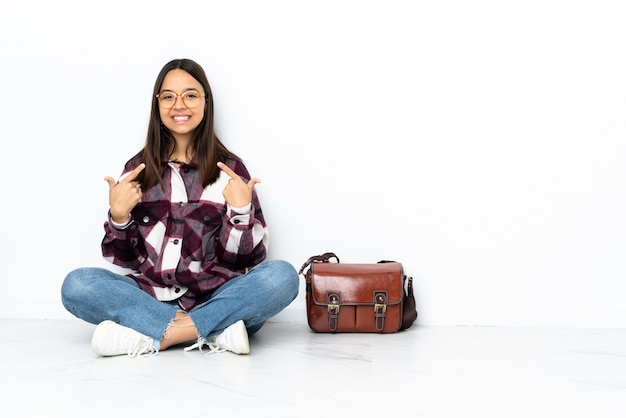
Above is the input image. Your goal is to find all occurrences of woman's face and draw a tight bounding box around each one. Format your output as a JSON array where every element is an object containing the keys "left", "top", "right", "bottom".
[{"left": 157, "top": 69, "right": 206, "bottom": 141}]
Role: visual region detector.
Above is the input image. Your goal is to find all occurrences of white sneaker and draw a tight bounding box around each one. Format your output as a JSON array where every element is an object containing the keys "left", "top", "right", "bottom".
[
  {"left": 91, "top": 320, "right": 157, "bottom": 357},
  {"left": 184, "top": 320, "right": 250, "bottom": 355}
]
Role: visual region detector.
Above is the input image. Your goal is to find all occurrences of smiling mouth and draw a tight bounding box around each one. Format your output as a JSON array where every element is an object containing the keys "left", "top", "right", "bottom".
[{"left": 173, "top": 116, "right": 191, "bottom": 121}]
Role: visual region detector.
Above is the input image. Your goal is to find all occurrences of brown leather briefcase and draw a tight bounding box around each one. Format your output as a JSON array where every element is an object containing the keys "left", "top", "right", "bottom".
[{"left": 299, "top": 252, "right": 417, "bottom": 333}]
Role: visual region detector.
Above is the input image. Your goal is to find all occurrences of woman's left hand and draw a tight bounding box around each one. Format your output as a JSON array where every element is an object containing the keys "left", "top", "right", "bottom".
[{"left": 217, "top": 162, "right": 261, "bottom": 208}]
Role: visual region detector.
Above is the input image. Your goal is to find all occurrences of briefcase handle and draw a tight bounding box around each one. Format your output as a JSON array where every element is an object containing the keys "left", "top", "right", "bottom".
[{"left": 298, "top": 252, "right": 340, "bottom": 275}]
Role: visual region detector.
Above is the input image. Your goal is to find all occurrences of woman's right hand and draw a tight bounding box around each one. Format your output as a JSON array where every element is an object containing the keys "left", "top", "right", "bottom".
[{"left": 104, "top": 163, "right": 146, "bottom": 224}]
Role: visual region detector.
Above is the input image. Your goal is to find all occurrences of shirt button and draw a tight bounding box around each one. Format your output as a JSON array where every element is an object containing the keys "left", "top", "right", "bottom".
[
  {"left": 233, "top": 219, "right": 241, "bottom": 224},
  {"left": 142, "top": 216, "right": 150, "bottom": 223},
  {"left": 178, "top": 202, "right": 184, "bottom": 207}
]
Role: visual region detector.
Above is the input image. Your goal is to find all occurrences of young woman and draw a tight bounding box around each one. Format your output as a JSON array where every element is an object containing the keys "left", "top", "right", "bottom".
[{"left": 61, "top": 58, "right": 299, "bottom": 357}]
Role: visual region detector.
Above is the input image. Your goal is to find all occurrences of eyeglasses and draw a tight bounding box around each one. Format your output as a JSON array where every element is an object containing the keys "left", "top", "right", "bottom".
[{"left": 156, "top": 90, "right": 205, "bottom": 108}]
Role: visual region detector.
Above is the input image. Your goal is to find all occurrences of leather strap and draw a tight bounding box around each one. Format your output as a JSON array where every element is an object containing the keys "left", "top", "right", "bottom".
[
  {"left": 298, "top": 252, "right": 340, "bottom": 275},
  {"left": 374, "top": 291, "right": 388, "bottom": 331},
  {"left": 326, "top": 292, "right": 341, "bottom": 332}
]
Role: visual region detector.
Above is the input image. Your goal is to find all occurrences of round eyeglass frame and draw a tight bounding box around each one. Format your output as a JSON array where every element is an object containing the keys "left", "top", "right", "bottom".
[{"left": 156, "top": 91, "right": 206, "bottom": 108}]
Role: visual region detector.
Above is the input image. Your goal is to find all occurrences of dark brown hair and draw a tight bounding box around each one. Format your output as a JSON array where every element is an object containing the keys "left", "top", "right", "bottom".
[{"left": 130, "top": 58, "right": 233, "bottom": 190}]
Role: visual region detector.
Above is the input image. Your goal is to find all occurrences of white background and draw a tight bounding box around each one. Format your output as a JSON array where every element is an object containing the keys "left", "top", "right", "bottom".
[{"left": 1, "top": 0, "right": 624, "bottom": 327}]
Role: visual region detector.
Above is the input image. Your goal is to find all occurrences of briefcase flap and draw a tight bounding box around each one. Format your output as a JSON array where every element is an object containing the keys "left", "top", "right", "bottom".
[{"left": 309, "top": 262, "right": 404, "bottom": 306}]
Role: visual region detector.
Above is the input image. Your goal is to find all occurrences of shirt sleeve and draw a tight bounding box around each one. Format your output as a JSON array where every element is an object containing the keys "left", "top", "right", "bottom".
[
  {"left": 215, "top": 161, "right": 268, "bottom": 268},
  {"left": 101, "top": 166, "right": 146, "bottom": 269}
]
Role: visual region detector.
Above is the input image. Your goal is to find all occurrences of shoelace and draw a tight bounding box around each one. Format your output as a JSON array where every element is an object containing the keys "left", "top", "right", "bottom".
[
  {"left": 184, "top": 337, "right": 226, "bottom": 355},
  {"left": 128, "top": 339, "right": 158, "bottom": 358}
]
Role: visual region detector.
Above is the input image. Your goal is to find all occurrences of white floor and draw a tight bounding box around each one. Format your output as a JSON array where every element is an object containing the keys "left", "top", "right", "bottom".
[{"left": 2, "top": 319, "right": 626, "bottom": 418}]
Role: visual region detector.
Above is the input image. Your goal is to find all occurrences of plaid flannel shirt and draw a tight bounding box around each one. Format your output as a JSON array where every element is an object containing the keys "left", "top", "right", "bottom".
[{"left": 102, "top": 156, "right": 268, "bottom": 311}]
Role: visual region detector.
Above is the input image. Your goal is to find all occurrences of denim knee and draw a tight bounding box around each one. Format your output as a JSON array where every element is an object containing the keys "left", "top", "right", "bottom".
[
  {"left": 60, "top": 268, "right": 88, "bottom": 317},
  {"left": 263, "top": 259, "right": 300, "bottom": 299},
  {"left": 61, "top": 268, "right": 85, "bottom": 302},
  {"left": 61, "top": 267, "right": 120, "bottom": 308}
]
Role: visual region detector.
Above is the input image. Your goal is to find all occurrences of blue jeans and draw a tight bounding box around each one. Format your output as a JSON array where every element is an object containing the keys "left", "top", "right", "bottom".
[{"left": 61, "top": 260, "right": 299, "bottom": 347}]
